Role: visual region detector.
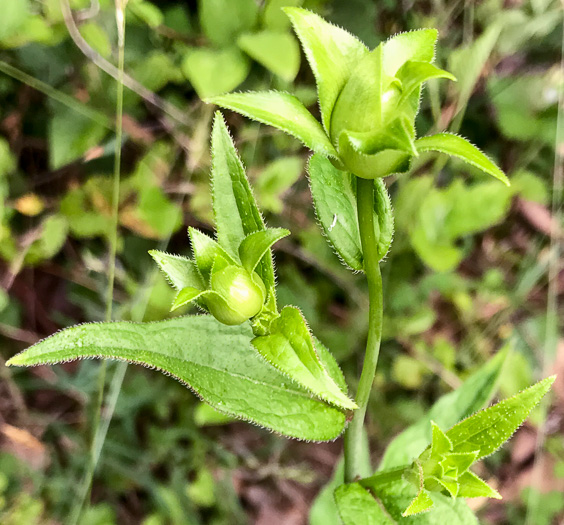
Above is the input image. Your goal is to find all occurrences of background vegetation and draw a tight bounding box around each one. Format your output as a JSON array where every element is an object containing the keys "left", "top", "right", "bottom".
[{"left": 0, "top": 0, "right": 562, "bottom": 523}]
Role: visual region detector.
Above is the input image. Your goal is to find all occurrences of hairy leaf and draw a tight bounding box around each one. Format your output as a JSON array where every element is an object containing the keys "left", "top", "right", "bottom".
[
  {"left": 415, "top": 133, "right": 510, "bottom": 186},
  {"left": 396, "top": 61, "right": 456, "bottom": 107},
  {"left": 210, "top": 114, "right": 277, "bottom": 295},
  {"left": 149, "top": 251, "right": 205, "bottom": 291},
  {"left": 208, "top": 91, "right": 338, "bottom": 158},
  {"left": 379, "top": 348, "right": 508, "bottom": 469},
  {"left": 284, "top": 7, "right": 368, "bottom": 133},
  {"left": 252, "top": 306, "right": 357, "bottom": 410},
  {"left": 382, "top": 29, "right": 438, "bottom": 76},
  {"left": 6, "top": 316, "right": 346, "bottom": 441},
  {"left": 239, "top": 228, "right": 290, "bottom": 274},
  {"left": 307, "top": 155, "right": 394, "bottom": 271},
  {"left": 336, "top": 480, "right": 477, "bottom": 525},
  {"left": 446, "top": 376, "right": 555, "bottom": 459}
]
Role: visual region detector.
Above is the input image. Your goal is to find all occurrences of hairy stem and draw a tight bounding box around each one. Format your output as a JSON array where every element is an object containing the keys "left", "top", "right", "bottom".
[{"left": 344, "top": 177, "right": 384, "bottom": 483}]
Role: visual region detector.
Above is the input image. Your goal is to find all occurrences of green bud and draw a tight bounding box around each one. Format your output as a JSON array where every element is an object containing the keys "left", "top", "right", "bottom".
[{"left": 205, "top": 266, "right": 266, "bottom": 325}]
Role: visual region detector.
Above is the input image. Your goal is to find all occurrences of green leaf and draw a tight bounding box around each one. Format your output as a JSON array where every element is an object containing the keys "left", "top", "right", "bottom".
[
  {"left": 6, "top": 316, "right": 346, "bottom": 441},
  {"left": 198, "top": 0, "right": 258, "bottom": 47},
  {"left": 239, "top": 228, "right": 290, "bottom": 274},
  {"left": 330, "top": 44, "right": 385, "bottom": 140},
  {"left": 382, "top": 29, "right": 438, "bottom": 77},
  {"left": 284, "top": 7, "right": 368, "bottom": 133},
  {"left": 149, "top": 250, "right": 205, "bottom": 291},
  {"left": 431, "top": 422, "right": 453, "bottom": 456},
  {"left": 254, "top": 156, "right": 303, "bottom": 213},
  {"left": 308, "top": 154, "right": 394, "bottom": 270},
  {"left": 188, "top": 228, "right": 235, "bottom": 281},
  {"left": 379, "top": 347, "right": 508, "bottom": 470},
  {"left": 207, "top": 91, "right": 338, "bottom": 158},
  {"left": 0, "top": 0, "right": 29, "bottom": 41},
  {"left": 337, "top": 131, "right": 412, "bottom": 180},
  {"left": 171, "top": 287, "right": 210, "bottom": 311},
  {"left": 415, "top": 133, "right": 509, "bottom": 186},
  {"left": 446, "top": 376, "right": 555, "bottom": 460},
  {"left": 456, "top": 471, "right": 501, "bottom": 499},
  {"left": 263, "top": 0, "right": 303, "bottom": 31},
  {"left": 335, "top": 484, "right": 394, "bottom": 525},
  {"left": 396, "top": 61, "right": 456, "bottom": 107},
  {"left": 403, "top": 490, "right": 434, "bottom": 516},
  {"left": 336, "top": 480, "right": 477, "bottom": 524},
  {"left": 48, "top": 104, "right": 107, "bottom": 169},
  {"left": 182, "top": 47, "right": 250, "bottom": 99},
  {"left": 252, "top": 306, "right": 357, "bottom": 410},
  {"left": 310, "top": 431, "right": 371, "bottom": 525},
  {"left": 210, "top": 114, "right": 277, "bottom": 295},
  {"left": 237, "top": 31, "right": 300, "bottom": 82}
]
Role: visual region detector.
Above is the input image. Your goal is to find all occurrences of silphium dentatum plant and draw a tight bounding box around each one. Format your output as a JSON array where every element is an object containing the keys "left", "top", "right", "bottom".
[{"left": 6, "top": 7, "right": 554, "bottom": 524}]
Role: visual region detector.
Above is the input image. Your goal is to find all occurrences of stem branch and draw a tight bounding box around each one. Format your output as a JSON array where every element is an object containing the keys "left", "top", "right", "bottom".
[{"left": 344, "top": 177, "right": 384, "bottom": 483}]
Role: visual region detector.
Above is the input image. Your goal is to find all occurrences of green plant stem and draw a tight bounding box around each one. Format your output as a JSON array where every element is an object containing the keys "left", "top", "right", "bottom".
[{"left": 344, "top": 177, "right": 384, "bottom": 483}]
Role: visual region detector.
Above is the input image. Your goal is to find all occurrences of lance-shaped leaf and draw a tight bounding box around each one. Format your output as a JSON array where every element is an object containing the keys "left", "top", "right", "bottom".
[
  {"left": 403, "top": 489, "right": 434, "bottom": 516},
  {"left": 171, "top": 287, "right": 220, "bottom": 312},
  {"left": 208, "top": 92, "right": 338, "bottom": 158},
  {"left": 345, "top": 116, "right": 417, "bottom": 156},
  {"left": 308, "top": 154, "right": 394, "bottom": 270},
  {"left": 446, "top": 376, "right": 555, "bottom": 459},
  {"left": 239, "top": 228, "right": 290, "bottom": 274},
  {"left": 252, "top": 306, "right": 357, "bottom": 410},
  {"left": 396, "top": 61, "right": 456, "bottom": 108},
  {"left": 189, "top": 227, "right": 235, "bottom": 281},
  {"left": 149, "top": 250, "right": 205, "bottom": 291},
  {"left": 415, "top": 133, "right": 510, "bottom": 186},
  {"left": 6, "top": 316, "right": 347, "bottom": 441},
  {"left": 210, "top": 114, "right": 278, "bottom": 297},
  {"left": 379, "top": 347, "right": 508, "bottom": 470},
  {"left": 284, "top": 7, "right": 368, "bottom": 134},
  {"left": 456, "top": 471, "right": 501, "bottom": 499}
]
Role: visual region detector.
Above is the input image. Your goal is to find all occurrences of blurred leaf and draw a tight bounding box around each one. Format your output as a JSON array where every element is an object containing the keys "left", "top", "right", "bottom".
[
  {"left": 48, "top": 105, "right": 108, "bottom": 169},
  {"left": 254, "top": 156, "right": 303, "bottom": 213},
  {"left": 263, "top": 0, "right": 303, "bottom": 31},
  {"left": 187, "top": 467, "right": 216, "bottom": 507},
  {"left": 182, "top": 47, "right": 250, "bottom": 99},
  {"left": 199, "top": 0, "right": 258, "bottom": 47},
  {"left": 379, "top": 348, "right": 508, "bottom": 469},
  {"left": 238, "top": 31, "right": 300, "bottom": 82},
  {"left": 194, "top": 402, "right": 235, "bottom": 426},
  {"left": 80, "top": 22, "right": 112, "bottom": 58},
  {"left": 448, "top": 23, "right": 501, "bottom": 112},
  {"left": 0, "top": 0, "right": 29, "bottom": 42},
  {"left": 25, "top": 215, "right": 69, "bottom": 265},
  {"left": 7, "top": 316, "right": 347, "bottom": 441},
  {"left": 128, "top": 0, "right": 164, "bottom": 28}
]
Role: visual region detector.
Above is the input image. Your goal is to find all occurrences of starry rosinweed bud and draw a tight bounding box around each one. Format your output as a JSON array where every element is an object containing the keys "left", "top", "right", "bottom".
[{"left": 205, "top": 265, "right": 266, "bottom": 325}]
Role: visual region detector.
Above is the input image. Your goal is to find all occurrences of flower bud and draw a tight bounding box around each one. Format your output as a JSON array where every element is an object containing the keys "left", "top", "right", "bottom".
[{"left": 205, "top": 266, "right": 266, "bottom": 325}]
